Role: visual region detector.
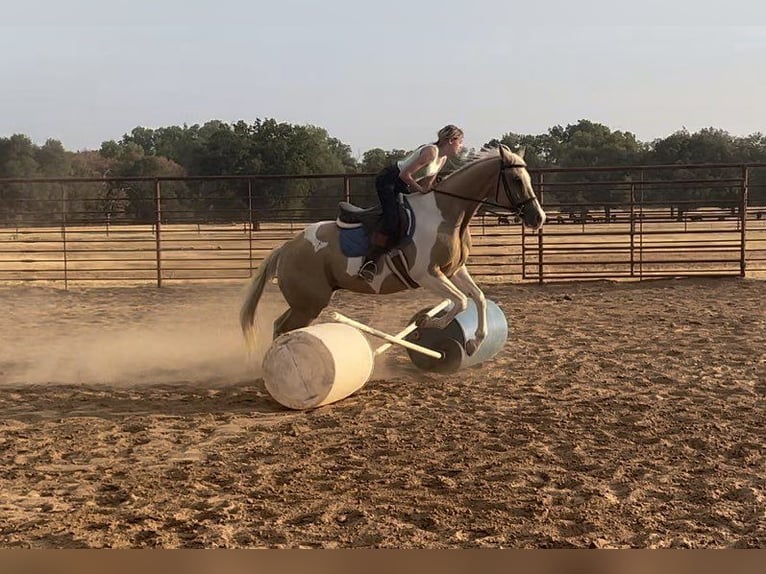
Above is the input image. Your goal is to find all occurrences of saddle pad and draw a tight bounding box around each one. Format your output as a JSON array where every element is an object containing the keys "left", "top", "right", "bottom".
[
  {"left": 338, "top": 197, "right": 415, "bottom": 258},
  {"left": 339, "top": 226, "right": 368, "bottom": 257}
]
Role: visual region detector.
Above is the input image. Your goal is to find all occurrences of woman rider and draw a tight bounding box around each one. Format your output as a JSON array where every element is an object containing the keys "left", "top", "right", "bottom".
[{"left": 358, "top": 124, "right": 465, "bottom": 281}]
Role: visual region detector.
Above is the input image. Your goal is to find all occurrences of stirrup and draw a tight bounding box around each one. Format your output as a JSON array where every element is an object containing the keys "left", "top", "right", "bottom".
[{"left": 357, "top": 261, "right": 377, "bottom": 282}]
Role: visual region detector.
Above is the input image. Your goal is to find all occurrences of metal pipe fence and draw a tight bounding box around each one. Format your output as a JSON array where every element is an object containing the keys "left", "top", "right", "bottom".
[{"left": 1, "top": 163, "right": 765, "bottom": 287}]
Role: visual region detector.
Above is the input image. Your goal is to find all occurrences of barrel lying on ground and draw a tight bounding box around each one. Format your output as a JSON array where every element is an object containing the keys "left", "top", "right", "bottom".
[
  {"left": 405, "top": 299, "right": 509, "bottom": 373},
  {"left": 261, "top": 322, "right": 374, "bottom": 410}
]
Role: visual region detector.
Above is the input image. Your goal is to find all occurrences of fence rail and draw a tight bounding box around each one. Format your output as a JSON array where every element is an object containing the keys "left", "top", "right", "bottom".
[{"left": 1, "top": 163, "right": 765, "bottom": 287}]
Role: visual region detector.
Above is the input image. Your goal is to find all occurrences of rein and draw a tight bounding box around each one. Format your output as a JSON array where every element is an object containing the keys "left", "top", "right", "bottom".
[{"left": 429, "top": 158, "right": 536, "bottom": 217}]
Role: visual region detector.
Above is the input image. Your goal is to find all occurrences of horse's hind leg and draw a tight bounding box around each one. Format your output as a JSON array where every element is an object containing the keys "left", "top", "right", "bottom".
[
  {"left": 273, "top": 282, "right": 334, "bottom": 338},
  {"left": 272, "top": 237, "right": 334, "bottom": 338},
  {"left": 273, "top": 306, "right": 324, "bottom": 339}
]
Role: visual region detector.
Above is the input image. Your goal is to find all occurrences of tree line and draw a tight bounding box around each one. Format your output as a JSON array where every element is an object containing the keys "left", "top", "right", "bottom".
[{"left": 1, "top": 118, "right": 765, "bottom": 225}]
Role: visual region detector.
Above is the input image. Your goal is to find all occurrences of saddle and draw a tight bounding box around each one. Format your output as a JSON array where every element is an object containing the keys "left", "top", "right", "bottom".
[
  {"left": 336, "top": 201, "right": 384, "bottom": 234},
  {"left": 335, "top": 199, "right": 415, "bottom": 250},
  {"left": 335, "top": 199, "right": 418, "bottom": 288}
]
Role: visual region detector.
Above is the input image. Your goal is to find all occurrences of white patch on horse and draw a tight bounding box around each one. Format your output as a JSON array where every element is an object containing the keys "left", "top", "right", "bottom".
[
  {"left": 346, "top": 256, "right": 363, "bottom": 276},
  {"left": 303, "top": 222, "right": 329, "bottom": 253},
  {"left": 345, "top": 256, "right": 387, "bottom": 294},
  {"left": 409, "top": 192, "right": 445, "bottom": 276}
]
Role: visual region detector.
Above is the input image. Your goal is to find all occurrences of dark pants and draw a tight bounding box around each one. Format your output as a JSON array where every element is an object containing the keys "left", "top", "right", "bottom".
[
  {"left": 360, "top": 165, "right": 409, "bottom": 272},
  {"left": 374, "top": 164, "right": 409, "bottom": 247}
]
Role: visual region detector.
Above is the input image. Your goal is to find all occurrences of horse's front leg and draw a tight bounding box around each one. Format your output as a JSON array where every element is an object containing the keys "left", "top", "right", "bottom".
[
  {"left": 416, "top": 269, "right": 469, "bottom": 332},
  {"left": 448, "top": 265, "right": 487, "bottom": 356}
]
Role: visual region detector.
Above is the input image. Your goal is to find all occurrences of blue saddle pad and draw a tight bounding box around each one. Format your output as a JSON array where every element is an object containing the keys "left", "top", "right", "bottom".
[
  {"left": 339, "top": 226, "right": 369, "bottom": 257},
  {"left": 338, "top": 198, "right": 415, "bottom": 258}
]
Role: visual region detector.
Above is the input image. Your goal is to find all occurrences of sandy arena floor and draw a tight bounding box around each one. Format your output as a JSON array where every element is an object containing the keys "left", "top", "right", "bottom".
[{"left": 0, "top": 277, "right": 764, "bottom": 548}]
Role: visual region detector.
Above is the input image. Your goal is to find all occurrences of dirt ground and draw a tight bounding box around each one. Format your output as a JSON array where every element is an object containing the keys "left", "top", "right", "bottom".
[{"left": 0, "top": 277, "right": 764, "bottom": 548}]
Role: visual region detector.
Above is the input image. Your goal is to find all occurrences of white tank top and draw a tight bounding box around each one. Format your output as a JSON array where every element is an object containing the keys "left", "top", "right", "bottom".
[{"left": 396, "top": 144, "right": 443, "bottom": 181}]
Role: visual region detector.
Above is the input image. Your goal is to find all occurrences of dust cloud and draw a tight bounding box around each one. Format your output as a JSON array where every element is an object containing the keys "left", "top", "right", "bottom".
[
  {"left": 1, "top": 282, "right": 428, "bottom": 389},
  {"left": 1, "top": 284, "right": 287, "bottom": 387}
]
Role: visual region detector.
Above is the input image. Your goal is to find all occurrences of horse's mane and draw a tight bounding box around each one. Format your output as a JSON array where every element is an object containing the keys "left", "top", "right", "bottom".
[{"left": 441, "top": 144, "right": 514, "bottom": 181}]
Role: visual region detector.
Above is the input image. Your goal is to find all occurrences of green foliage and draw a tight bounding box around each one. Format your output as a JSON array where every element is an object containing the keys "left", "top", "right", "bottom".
[
  {"left": 643, "top": 128, "right": 766, "bottom": 209},
  {"left": 0, "top": 135, "right": 71, "bottom": 222},
  {"left": 2, "top": 118, "right": 766, "bottom": 225},
  {"left": 114, "top": 119, "right": 357, "bottom": 177},
  {"left": 0, "top": 134, "right": 43, "bottom": 178},
  {"left": 35, "top": 139, "right": 71, "bottom": 177},
  {"left": 492, "top": 120, "right": 648, "bottom": 169},
  {"left": 492, "top": 121, "right": 647, "bottom": 208},
  {"left": 101, "top": 119, "right": 363, "bottom": 219},
  {"left": 360, "top": 148, "right": 408, "bottom": 173}
]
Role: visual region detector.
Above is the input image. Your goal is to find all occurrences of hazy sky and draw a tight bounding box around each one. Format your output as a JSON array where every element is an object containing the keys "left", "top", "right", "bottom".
[{"left": 2, "top": 1, "right": 765, "bottom": 157}]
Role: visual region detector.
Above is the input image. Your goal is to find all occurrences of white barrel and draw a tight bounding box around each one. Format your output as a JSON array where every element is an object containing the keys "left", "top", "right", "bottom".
[{"left": 262, "top": 322, "right": 374, "bottom": 410}]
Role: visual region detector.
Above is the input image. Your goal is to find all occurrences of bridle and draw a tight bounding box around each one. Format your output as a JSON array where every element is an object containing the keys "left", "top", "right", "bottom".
[{"left": 429, "top": 157, "right": 538, "bottom": 218}]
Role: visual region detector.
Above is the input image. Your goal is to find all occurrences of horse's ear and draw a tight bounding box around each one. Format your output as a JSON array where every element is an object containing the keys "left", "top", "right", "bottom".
[
  {"left": 499, "top": 144, "right": 511, "bottom": 162},
  {"left": 517, "top": 146, "right": 526, "bottom": 159}
]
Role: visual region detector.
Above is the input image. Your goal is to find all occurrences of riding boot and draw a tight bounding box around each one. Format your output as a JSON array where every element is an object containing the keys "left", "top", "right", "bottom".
[{"left": 358, "top": 244, "right": 387, "bottom": 282}]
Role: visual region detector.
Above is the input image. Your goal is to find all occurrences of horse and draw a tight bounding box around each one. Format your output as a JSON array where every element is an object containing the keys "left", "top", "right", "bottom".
[{"left": 240, "top": 144, "right": 546, "bottom": 357}]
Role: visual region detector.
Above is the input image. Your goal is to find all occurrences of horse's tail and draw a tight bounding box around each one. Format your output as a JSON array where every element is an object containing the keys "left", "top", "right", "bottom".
[{"left": 240, "top": 244, "right": 283, "bottom": 346}]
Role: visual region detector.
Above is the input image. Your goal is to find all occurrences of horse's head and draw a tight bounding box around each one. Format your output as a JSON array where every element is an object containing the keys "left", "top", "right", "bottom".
[{"left": 497, "top": 145, "right": 546, "bottom": 230}]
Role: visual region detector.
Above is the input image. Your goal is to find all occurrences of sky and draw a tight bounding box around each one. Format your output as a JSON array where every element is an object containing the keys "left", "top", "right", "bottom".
[{"left": 2, "top": 1, "right": 766, "bottom": 159}]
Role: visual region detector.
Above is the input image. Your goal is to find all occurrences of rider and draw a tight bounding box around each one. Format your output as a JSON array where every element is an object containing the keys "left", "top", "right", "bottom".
[{"left": 358, "top": 124, "right": 464, "bottom": 281}]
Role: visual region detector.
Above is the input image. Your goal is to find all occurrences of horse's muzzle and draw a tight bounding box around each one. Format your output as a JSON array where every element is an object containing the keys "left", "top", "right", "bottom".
[{"left": 523, "top": 205, "right": 546, "bottom": 230}]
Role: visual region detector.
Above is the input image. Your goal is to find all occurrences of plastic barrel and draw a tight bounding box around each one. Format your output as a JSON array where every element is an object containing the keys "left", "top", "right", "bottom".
[
  {"left": 405, "top": 299, "right": 508, "bottom": 373},
  {"left": 262, "top": 322, "right": 374, "bottom": 409}
]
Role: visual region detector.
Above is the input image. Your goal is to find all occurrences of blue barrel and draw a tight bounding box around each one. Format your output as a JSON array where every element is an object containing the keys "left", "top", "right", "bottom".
[{"left": 405, "top": 299, "right": 508, "bottom": 373}]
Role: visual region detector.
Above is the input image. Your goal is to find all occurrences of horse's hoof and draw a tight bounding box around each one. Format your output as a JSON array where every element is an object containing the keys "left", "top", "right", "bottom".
[{"left": 465, "top": 339, "right": 478, "bottom": 356}]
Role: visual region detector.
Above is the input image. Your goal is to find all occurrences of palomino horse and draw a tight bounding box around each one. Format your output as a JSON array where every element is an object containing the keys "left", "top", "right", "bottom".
[{"left": 240, "top": 144, "right": 546, "bottom": 356}]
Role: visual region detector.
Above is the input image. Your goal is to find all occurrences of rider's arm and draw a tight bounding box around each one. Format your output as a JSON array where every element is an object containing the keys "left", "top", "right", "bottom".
[
  {"left": 398, "top": 145, "right": 438, "bottom": 194},
  {"left": 417, "top": 174, "right": 437, "bottom": 193},
  {"left": 416, "top": 156, "right": 448, "bottom": 192}
]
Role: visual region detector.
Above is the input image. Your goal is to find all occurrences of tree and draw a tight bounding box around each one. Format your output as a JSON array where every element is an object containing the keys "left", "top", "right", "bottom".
[
  {"left": 35, "top": 139, "right": 71, "bottom": 177},
  {"left": 122, "top": 126, "right": 157, "bottom": 156},
  {"left": 491, "top": 121, "right": 647, "bottom": 214},
  {"left": 0, "top": 134, "right": 40, "bottom": 178},
  {"left": 648, "top": 127, "right": 738, "bottom": 165},
  {"left": 492, "top": 133, "right": 556, "bottom": 168},
  {"left": 0, "top": 135, "right": 42, "bottom": 223},
  {"left": 360, "top": 148, "right": 407, "bottom": 173},
  {"left": 644, "top": 128, "right": 758, "bottom": 212},
  {"left": 547, "top": 120, "right": 646, "bottom": 167}
]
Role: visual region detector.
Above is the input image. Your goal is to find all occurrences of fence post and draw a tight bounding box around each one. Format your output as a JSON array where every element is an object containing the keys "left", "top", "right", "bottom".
[
  {"left": 154, "top": 179, "right": 162, "bottom": 287},
  {"left": 740, "top": 166, "right": 749, "bottom": 277},
  {"left": 344, "top": 175, "right": 351, "bottom": 203},
  {"left": 629, "top": 182, "right": 635, "bottom": 277},
  {"left": 521, "top": 218, "right": 526, "bottom": 281},
  {"left": 536, "top": 172, "right": 544, "bottom": 285},
  {"left": 61, "top": 183, "right": 69, "bottom": 289},
  {"left": 248, "top": 178, "right": 254, "bottom": 276},
  {"left": 638, "top": 170, "right": 644, "bottom": 280}
]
